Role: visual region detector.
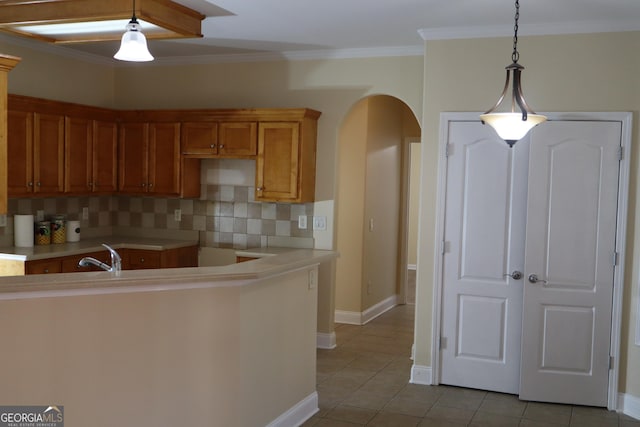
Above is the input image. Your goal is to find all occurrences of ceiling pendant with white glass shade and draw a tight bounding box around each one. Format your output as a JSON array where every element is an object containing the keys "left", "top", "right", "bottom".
[{"left": 480, "top": 0, "right": 547, "bottom": 147}]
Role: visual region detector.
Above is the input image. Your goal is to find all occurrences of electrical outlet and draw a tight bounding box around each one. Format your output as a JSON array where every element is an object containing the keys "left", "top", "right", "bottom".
[
  {"left": 36, "top": 210, "right": 45, "bottom": 221},
  {"left": 82, "top": 207, "right": 89, "bottom": 220},
  {"left": 298, "top": 215, "right": 307, "bottom": 229},
  {"left": 312, "top": 216, "right": 327, "bottom": 231},
  {"left": 174, "top": 209, "right": 182, "bottom": 222}
]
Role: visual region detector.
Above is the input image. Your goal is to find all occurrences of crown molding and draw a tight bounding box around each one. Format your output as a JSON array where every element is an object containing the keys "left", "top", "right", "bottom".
[
  {"left": 419, "top": 20, "right": 640, "bottom": 40},
  {"left": 152, "top": 45, "right": 424, "bottom": 66}
]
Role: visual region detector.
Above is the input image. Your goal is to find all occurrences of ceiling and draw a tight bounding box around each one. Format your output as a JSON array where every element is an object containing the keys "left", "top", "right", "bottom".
[{"left": 3, "top": 0, "right": 640, "bottom": 64}]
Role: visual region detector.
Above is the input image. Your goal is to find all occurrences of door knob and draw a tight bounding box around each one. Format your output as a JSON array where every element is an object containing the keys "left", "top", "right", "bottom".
[
  {"left": 503, "top": 270, "right": 523, "bottom": 280},
  {"left": 528, "top": 274, "right": 547, "bottom": 284}
]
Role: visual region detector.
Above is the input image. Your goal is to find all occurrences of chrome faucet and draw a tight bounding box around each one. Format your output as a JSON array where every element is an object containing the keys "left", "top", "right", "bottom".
[{"left": 78, "top": 244, "right": 122, "bottom": 274}]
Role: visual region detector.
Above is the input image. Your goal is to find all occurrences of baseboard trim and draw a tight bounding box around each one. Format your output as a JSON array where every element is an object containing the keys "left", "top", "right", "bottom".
[
  {"left": 335, "top": 295, "right": 398, "bottom": 325},
  {"left": 618, "top": 392, "right": 640, "bottom": 420},
  {"left": 317, "top": 332, "right": 336, "bottom": 349},
  {"left": 265, "top": 391, "right": 318, "bottom": 427},
  {"left": 334, "top": 310, "right": 362, "bottom": 325},
  {"left": 410, "top": 364, "right": 433, "bottom": 385}
]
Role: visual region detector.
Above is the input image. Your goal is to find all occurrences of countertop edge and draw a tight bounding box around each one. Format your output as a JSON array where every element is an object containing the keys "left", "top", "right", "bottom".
[{"left": 0, "top": 249, "right": 338, "bottom": 300}]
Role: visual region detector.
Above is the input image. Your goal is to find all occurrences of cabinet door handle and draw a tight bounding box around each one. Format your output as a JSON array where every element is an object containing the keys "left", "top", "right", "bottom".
[
  {"left": 28, "top": 182, "right": 33, "bottom": 187},
  {"left": 140, "top": 258, "right": 145, "bottom": 263},
  {"left": 36, "top": 182, "right": 41, "bottom": 187},
  {"left": 257, "top": 187, "right": 263, "bottom": 191},
  {"left": 148, "top": 183, "right": 154, "bottom": 188},
  {"left": 219, "top": 144, "right": 225, "bottom": 149},
  {"left": 44, "top": 268, "right": 49, "bottom": 273},
  {"left": 210, "top": 144, "right": 216, "bottom": 148},
  {"left": 141, "top": 183, "right": 146, "bottom": 187}
]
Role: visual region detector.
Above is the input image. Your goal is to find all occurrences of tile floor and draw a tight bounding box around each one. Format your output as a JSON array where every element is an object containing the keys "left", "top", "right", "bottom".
[{"left": 306, "top": 304, "right": 640, "bottom": 426}]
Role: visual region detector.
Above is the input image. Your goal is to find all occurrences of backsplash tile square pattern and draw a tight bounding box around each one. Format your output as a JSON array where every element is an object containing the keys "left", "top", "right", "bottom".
[{"left": 0, "top": 185, "right": 314, "bottom": 249}]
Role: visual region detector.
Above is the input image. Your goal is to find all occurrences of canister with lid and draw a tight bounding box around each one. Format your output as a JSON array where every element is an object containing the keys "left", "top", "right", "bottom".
[
  {"left": 51, "top": 215, "right": 66, "bottom": 244},
  {"left": 35, "top": 221, "right": 51, "bottom": 245}
]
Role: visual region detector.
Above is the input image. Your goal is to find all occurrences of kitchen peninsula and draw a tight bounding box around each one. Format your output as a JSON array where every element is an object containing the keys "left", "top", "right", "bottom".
[{"left": 0, "top": 248, "right": 336, "bottom": 427}]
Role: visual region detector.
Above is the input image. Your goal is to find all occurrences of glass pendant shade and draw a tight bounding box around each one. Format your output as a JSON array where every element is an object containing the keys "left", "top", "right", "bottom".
[
  {"left": 480, "top": 112, "right": 547, "bottom": 146},
  {"left": 114, "top": 20, "right": 154, "bottom": 62},
  {"left": 480, "top": 0, "right": 545, "bottom": 147}
]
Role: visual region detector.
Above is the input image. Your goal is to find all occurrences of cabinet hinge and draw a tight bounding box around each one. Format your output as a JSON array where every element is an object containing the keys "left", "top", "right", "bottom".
[
  {"left": 440, "top": 336, "right": 447, "bottom": 350},
  {"left": 441, "top": 240, "right": 450, "bottom": 255},
  {"left": 613, "top": 251, "right": 619, "bottom": 266},
  {"left": 618, "top": 146, "right": 623, "bottom": 161},
  {"left": 609, "top": 356, "right": 615, "bottom": 370}
]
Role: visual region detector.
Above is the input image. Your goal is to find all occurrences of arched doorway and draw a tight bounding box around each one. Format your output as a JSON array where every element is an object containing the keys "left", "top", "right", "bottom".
[{"left": 333, "top": 94, "right": 421, "bottom": 325}]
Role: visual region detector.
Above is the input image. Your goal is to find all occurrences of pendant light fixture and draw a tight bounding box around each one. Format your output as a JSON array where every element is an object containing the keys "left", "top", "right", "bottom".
[
  {"left": 480, "top": 0, "right": 546, "bottom": 147},
  {"left": 114, "top": 0, "right": 154, "bottom": 62}
]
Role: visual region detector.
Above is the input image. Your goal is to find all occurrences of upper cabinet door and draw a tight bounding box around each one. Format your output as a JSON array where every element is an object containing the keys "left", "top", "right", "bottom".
[
  {"left": 181, "top": 122, "right": 218, "bottom": 156},
  {"left": 64, "top": 116, "right": 93, "bottom": 194},
  {"left": 33, "top": 113, "right": 64, "bottom": 195},
  {"left": 7, "top": 110, "right": 34, "bottom": 196},
  {"left": 119, "top": 122, "right": 149, "bottom": 194},
  {"left": 148, "top": 122, "right": 181, "bottom": 196},
  {"left": 92, "top": 120, "right": 118, "bottom": 194},
  {"left": 218, "top": 122, "right": 257, "bottom": 157},
  {"left": 256, "top": 122, "right": 300, "bottom": 202}
]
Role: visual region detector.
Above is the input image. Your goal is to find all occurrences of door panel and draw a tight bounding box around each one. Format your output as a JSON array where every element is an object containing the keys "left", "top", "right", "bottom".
[
  {"left": 520, "top": 121, "right": 621, "bottom": 406},
  {"left": 440, "top": 121, "right": 528, "bottom": 394}
]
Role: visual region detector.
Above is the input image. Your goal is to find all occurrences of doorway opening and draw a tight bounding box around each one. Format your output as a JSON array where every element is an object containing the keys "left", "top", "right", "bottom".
[{"left": 334, "top": 95, "right": 421, "bottom": 325}]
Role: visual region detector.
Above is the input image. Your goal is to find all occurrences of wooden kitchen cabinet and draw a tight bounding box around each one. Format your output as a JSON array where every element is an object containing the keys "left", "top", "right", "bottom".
[
  {"left": 256, "top": 117, "right": 317, "bottom": 202},
  {"left": 7, "top": 109, "right": 33, "bottom": 196},
  {"left": 182, "top": 121, "right": 257, "bottom": 158},
  {"left": 20, "top": 245, "right": 198, "bottom": 275},
  {"left": 7, "top": 110, "right": 64, "bottom": 196},
  {"left": 61, "top": 250, "right": 111, "bottom": 273},
  {"left": 25, "top": 258, "right": 62, "bottom": 275},
  {"left": 65, "top": 117, "right": 118, "bottom": 194},
  {"left": 118, "top": 122, "right": 149, "bottom": 194},
  {"left": 218, "top": 122, "right": 257, "bottom": 157},
  {"left": 181, "top": 121, "right": 218, "bottom": 156},
  {"left": 125, "top": 249, "right": 162, "bottom": 270},
  {"left": 120, "top": 121, "right": 200, "bottom": 197},
  {"left": 123, "top": 245, "right": 198, "bottom": 270}
]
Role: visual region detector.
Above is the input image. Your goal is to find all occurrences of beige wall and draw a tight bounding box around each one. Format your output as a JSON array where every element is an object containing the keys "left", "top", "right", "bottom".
[
  {"left": 0, "top": 38, "right": 115, "bottom": 107},
  {"left": 408, "top": 143, "right": 421, "bottom": 266},
  {"left": 0, "top": 267, "right": 318, "bottom": 427},
  {"left": 335, "top": 96, "right": 420, "bottom": 314},
  {"left": 415, "top": 32, "right": 640, "bottom": 400},
  {"left": 335, "top": 99, "right": 367, "bottom": 312}
]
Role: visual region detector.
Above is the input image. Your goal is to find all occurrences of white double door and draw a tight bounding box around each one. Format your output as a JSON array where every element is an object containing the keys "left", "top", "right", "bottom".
[{"left": 439, "top": 118, "right": 622, "bottom": 406}]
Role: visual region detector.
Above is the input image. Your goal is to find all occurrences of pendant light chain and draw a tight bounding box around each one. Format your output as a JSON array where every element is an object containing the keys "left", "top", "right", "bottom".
[{"left": 512, "top": 0, "right": 520, "bottom": 63}]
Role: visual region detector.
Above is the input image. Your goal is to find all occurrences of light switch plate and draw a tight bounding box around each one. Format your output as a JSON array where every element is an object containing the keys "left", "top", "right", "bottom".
[
  {"left": 174, "top": 209, "right": 182, "bottom": 222},
  {"left": 82, "top": 207, "right": 89, "bottom": 220},
  {"left": 298, "top": 215, "right": 307, "bottom": 229}
]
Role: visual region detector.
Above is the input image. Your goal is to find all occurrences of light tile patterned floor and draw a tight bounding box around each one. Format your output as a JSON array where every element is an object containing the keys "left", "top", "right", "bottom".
[{"left": 306, "top": 304, "right": 640, "bottom": 427}]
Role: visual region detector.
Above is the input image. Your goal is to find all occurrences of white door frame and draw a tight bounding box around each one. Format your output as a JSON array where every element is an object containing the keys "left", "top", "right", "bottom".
[{"left": 430, "top": 112, "right": 632, "bottom": 410}]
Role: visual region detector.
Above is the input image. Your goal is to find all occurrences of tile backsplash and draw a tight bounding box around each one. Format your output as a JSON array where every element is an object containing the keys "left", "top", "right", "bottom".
[{"left": 1, "top": 185, "right": 314, "bottom": 249}]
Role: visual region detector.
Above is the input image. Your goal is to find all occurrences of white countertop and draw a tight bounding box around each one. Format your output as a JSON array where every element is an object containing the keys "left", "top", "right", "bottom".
[{"left": 0, "top": 236, "right": 199, "bottom": 261}]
